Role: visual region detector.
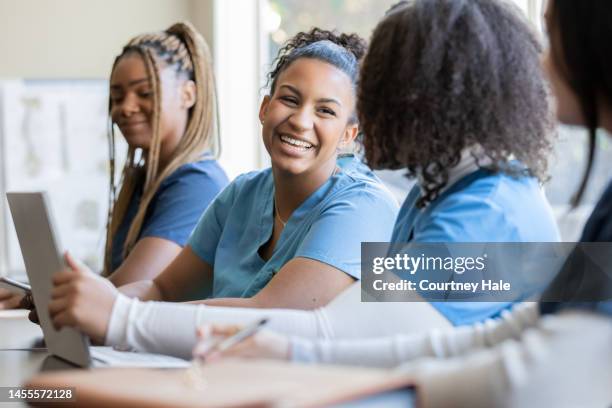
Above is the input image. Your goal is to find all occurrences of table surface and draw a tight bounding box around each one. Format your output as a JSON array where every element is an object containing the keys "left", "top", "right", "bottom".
[
  {"left": 1, "top": 313, "right": 415, "bottom": 408},
  {"left": 0, "top": 350, "right": 80, "bottom": 408},
  {"left": 0, "top": 311, "right": 78, "bottom": 391}
]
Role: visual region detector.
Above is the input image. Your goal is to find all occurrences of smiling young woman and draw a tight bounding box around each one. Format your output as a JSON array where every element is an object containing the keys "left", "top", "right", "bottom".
[
  {"left": 43, "top": 28, "right": 398, "bottom": 342},
  {"left": 103, "top": 23, "right": 229, "bottom": 286},
  {"left": 0, "top": 22, "right": 229, "bottom": 311}
]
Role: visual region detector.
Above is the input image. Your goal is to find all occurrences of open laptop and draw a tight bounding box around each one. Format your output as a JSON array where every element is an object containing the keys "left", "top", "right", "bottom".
[{"left": 6, "top": 191, "right": 190, "bottom": 368}]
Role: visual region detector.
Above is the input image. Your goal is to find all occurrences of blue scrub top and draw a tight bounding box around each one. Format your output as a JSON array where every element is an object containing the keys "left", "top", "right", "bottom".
[
  {"left": 188, "top": 155, "right": 399, "bottom": 299},
  {"left": 111, "top": 159, "right": 229, "bottom": 272},
  {"left": 392, "top": 168, "right": 560, "bottom": 325}
]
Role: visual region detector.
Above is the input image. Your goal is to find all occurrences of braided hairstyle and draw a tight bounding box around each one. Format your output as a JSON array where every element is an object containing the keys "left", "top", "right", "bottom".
[
  {"left": 267, "top": 28, "right": 367, "bottom": 125},
  {"left": 103, "top": 22, "right": 219, "bottom": 276}
]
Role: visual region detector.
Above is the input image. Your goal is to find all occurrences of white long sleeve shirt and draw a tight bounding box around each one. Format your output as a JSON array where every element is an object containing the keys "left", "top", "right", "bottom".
[
  {"left": 289, "top": 302, "right": 539, "bottom": 367},
  {"left": 397, "top": 310, "right": 612, "bottom": 408},
  {"left": 105, "top": 282, "right": 450, "bottom": 359}
]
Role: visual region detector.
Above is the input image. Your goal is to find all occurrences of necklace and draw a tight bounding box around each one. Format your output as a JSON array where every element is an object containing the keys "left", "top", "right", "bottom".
[
  {"left": 274, "top": 165, "right": 340, "bottom": 228},
  {"left": 275, "top": 204, "right": 287, "bottom": 227}
]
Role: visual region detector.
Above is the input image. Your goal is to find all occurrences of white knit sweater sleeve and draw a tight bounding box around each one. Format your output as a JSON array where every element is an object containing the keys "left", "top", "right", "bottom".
[
  {"left": 398, "top": 311, "right": 612, "bottom": 408},
  {"left": 105, "top": 293, "right": 331, "bottom": 359},
  {"left": 104, "top": 282, "right": 452, "bottom": 360},
  {"left": 290, "top": 302, "right": 539, "bottom": 367}
]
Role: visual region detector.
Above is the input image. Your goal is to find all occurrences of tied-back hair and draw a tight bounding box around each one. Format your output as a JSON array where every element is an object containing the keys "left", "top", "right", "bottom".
[
  {"left": 104, "top": 22, "right": 219, "bottom": 276},
  {"left": 549, "top": 0, "right": 612, "bottom": 207},
  {"left": 267, "top": 28, "right": 367, "bottom": 125},
  {"left": 359, "top": 0, "right": 555, "bottom": 208}
]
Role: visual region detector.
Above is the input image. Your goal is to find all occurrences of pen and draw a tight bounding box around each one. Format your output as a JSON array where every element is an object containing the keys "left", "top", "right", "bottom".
[{"left": 205, "top": 317, "right": 269, "bottom": 357}]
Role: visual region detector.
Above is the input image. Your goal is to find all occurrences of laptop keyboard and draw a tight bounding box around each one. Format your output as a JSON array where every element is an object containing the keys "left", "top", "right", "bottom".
[{"left": 90, "top": 347, "right": 191, "bottom": 368}]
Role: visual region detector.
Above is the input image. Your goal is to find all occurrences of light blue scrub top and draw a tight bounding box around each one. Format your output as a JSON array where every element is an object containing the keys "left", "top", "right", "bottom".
[
  {"left": 391, "top": 168, "right": 560, "bottom": 325},
  {"left": 188, "top": 155, "right": 399, "bottom": 299}
]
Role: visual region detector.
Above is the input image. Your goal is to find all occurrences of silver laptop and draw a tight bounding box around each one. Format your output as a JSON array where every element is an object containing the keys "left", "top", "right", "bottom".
[{"left": 6, "top": 191, "right": 190, "bottom": 368}]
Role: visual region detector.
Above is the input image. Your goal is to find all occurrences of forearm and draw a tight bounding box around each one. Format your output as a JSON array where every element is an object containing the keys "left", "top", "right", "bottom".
[
  {"left": 105, "top": 294, "right": 332, "bottom": 359},
  {"left": 290, "top": 303, "right": 539, "bottom": 367},
  {"left": 118, "top": 280, "right": 164, "bottom": 301}
]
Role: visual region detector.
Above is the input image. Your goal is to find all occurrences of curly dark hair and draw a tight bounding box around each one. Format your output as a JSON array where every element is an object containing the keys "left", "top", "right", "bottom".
[
  {"left": 267, "top": 28, "right": 367, "bottom": 124},
  {"left": 359, "top": 0, "right": 555, "bottom": 207}
]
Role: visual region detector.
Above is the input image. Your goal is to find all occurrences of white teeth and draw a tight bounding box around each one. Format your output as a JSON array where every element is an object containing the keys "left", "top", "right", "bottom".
[{"left": 280, "top": 134, "right": 313, "bottom": 149}]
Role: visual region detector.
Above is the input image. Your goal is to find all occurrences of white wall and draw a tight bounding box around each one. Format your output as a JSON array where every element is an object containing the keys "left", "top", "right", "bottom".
[{"left": 0, "top": 0, "right": 198, "bottom": 78}]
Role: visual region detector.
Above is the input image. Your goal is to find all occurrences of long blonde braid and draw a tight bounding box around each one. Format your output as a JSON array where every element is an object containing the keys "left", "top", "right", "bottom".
[{"left": 103, "top": 22, "right": 219, "bottom": 276}]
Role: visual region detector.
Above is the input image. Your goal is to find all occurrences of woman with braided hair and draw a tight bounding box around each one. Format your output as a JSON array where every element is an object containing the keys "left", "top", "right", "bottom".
[
  {"left": 0, "top": 22, "right": 229, "bottom": 311},
  {"left": 103, "top": 22, "right": 228, "bottom": 286},
  {"left": 45, "top": 28, "right": 398, "bottom": 342}
]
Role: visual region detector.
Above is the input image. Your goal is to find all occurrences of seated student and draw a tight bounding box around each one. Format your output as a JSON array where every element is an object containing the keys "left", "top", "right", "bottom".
[
  {"left": 197, "top": 0, "right": 612, "bottom": 406},
  {"left": 360, "top": 0, "right": 560, "bottom": 326},
  {"left": 0, "top": 22, "right": 228, "bottom": 310},
  {"left": 103, "top": 23, "right": 228, "bottom": 287},
  {"left": 45, "top": 29, "right": 399, "bottom": 342},
  {"left": 44, "top": 0, "right": 562, "bottom": 354}
]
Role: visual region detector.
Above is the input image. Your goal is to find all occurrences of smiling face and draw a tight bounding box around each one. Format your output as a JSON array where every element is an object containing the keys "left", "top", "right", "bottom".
[
  {"left": 259, "top": 57, "right": 358, "bottom": 178},
  {"left": 109, "top": 53, "right": 195, "bottom": 154}
]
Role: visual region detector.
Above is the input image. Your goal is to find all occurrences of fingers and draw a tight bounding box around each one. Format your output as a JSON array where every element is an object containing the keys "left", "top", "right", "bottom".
[
  {"left": 64, "top": 251, "right": 77, "bottom": 269},
  {"left": 193, "top": 324, "right": 240, "bottom": 360},
  {"left": 222, "top": 337, "right": 257, "bottom": 357},
  {"left": 196, "top": 324, "right": 242, "bottom": 339},
  {"left": 48, "top": 278, "right": 80, "bottom": 331},
  {"left": 52, "top": 269, "right": 77, "bottom": 286},
  {"left": 64, "top": 251, "right": 88, "bottom": 272},
  {"left": 48, "top": 267, "right": 79, "bottom": 330},
  {"left": 48, "top": 296, "right": 71, "bottom": 318},
  {"left": 0, "top": 288, "right": 13, "bottom": 300},
  {"left": 196, "top": 325, "right": 211, "bottom": 339},
  {"left": 50, "top": 281, "right": 76, "bottom": 300},
  {"left": 211, "top": 325, "right": 242, "bottom": 337},
  {"left": 193, "top": 324, "right": 270, "bottom": 362},
  {"left": 0, "top": 291, "right": 24, "bottom": 310},
  {"left": 48, "top": 296, "right": 81, "bottom": 331},
  {"left": 50, "top": 310, "right": 77, "bottom": 331},
  {"left": 52, "top": 253, "right": 91, "bottom": 287},
  {"left": 207, "top": 337, "right": 258, "bottom": 362}
]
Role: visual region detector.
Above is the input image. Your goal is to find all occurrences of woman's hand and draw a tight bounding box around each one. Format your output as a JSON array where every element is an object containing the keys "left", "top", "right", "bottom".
[
  {"left": 0, "top": 289, "right": 25, "bottom": 310},
  {"left": 192, "top": 324, "right": 291, "bottom": 362},
  {"left": 48, "top": 252, "right": 118, "bottom": 344}
]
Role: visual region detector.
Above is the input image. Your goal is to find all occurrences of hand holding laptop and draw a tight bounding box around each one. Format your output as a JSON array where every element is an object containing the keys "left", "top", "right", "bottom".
[{"left": 48, "top": 251, "right": 118, "bottom": 344}]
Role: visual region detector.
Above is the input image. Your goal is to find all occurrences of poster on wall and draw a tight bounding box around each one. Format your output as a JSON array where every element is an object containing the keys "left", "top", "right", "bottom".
[{"left": 0, "top": 79, "right": 125, "bottom": 276}]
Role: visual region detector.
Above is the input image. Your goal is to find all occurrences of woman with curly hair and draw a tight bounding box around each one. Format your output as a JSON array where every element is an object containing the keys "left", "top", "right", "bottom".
[
  {"left": 357, "top": 0, "right": 560, "bottom": 325},
  {"left": 43, "top": 28, "right": 398, "bottom": 343}
]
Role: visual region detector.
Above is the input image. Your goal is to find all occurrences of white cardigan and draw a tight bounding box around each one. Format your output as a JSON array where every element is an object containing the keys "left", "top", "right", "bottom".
[
  {"left": 106, "top": 282, "right": 450, "bottom": 359},
  {"left": 395, "top": 310, "right": 612, "bottom": 408}
]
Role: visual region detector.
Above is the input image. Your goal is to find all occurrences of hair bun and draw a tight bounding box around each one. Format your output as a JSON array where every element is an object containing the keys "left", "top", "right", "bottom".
[{"left": 280, "top": 28, "right": 367, "bottom": 62}]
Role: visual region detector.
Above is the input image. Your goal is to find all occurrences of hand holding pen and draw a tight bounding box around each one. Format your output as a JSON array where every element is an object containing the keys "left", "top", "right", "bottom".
[{"left": 192, "top": 318, "right": 291, "bottom": 362}]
